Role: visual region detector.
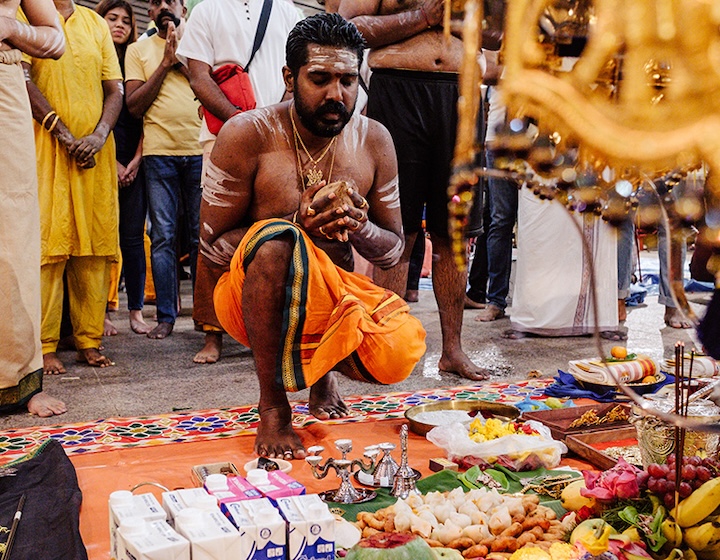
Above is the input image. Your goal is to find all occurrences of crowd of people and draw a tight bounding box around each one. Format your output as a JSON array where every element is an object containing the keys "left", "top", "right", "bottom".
[{"left": 1, "top": 0, "right": 707, "bottom": 458}]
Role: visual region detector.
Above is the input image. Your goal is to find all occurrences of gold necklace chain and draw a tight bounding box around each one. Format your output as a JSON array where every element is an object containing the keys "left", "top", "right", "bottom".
[{"left": 290, "top": 104, "right": 337, "bottom": 189}]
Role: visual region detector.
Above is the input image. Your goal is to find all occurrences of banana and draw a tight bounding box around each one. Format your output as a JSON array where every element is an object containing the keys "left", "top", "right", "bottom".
[
  {"left": 683, "top": 521, "right": 720, "bottom": 552},
  {"left": 663, "top": 519, "right": 684, "bottom": 548},
  {"left": 673, "top": 477, "right": 720, "bottom": 528}
]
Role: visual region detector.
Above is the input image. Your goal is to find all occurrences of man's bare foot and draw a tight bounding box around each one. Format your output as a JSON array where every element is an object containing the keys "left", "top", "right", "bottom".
[
  {"left": 664, "top": 306, "right": 692, "bottom": 329},
  {"left": 77, "top": 347, "right": 114, "bottom": 367},
  {"left": 618, "top": 299, "right": 627, "bottom": 322},
  {"left": 438, "top": 351, "right": 491, "bottom": 381},
  {"left": 43, "top": 352, "right": 66, "bottom": 375},
  {"left": 502, "top": 329, "right": 528, "bottom": 340},
  {"left": 193, "top": 332, "right": 223, "bottom": 364},
  {"left": 147, "top": 322, "right": 173, "bottom": 339},
  {"left": 309, "top": 371, "right": 349, "bottom": 419},
  {"left": 464, "top": 295, "right": 486, "bottom": 309},
  {"left": 475, "top": 304, "right": 506, "bottom": 322},
  {"left": 600, "top": 330, "right": 628, "bottom": 341},
  {"left": 129, "top": 310, "right": 152, "bottom": 334},
  {"left": 104, "top": 313, "right": 118, "bottom": 336},
  {"left": 255, "top": 406, "right": 306, "bottom": 459},
  {"left": 27, "top": 391, "right": 67, "bottom": 417}
]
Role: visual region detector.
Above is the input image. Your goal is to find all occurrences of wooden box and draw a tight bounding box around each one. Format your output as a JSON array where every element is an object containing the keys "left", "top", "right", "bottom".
[
  {"left": 565, "top": 426, "right": 639, "bottom": 470},
  {"left": 522, "top": 403, "right": 632, "bottom": 441}
]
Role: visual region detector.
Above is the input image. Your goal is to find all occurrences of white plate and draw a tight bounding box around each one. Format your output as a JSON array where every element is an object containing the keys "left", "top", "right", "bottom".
[{"left": 243, "top": 458, "right": 293, "bottom": 474}]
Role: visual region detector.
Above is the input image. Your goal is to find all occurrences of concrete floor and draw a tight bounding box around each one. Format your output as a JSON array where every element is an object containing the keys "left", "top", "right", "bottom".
[{"left": 0, "top": 252, "right": 708, "bottom": 430}]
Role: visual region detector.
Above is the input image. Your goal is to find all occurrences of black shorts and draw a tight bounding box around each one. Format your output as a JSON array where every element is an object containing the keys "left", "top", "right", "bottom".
[{"left": 368, "top": 69, "right": 482, "bottom": 237}]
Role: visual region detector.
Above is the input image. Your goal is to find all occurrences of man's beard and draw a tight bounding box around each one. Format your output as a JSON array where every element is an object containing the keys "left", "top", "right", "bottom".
[
  {"left": 294, "top": 96, "right": 353, "bottom": 138},
  {"left": 154, "top": 10, "right": 180, "bottom": 31}
]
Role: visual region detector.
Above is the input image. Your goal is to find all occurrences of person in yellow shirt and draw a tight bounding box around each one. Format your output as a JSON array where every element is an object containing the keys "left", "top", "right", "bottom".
[
  {"left": 23, "top": 0, "right": 122, "bottom": 374},
  {"left": 0, "top": 0, "right": 67, "bottom": 416},
  {"left": 125, "top": 0, "right": 203, "bottom": 340}
]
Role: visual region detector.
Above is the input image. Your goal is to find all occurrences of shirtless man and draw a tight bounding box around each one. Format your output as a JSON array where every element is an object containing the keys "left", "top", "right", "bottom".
[
  {"left": 0, "top": 0, "right": 67, "bottom": 416},
  {"left": 202, "top": 13, "right": 425, "bottom": 458},
  {"left": 338, "top": 0, "right": 498, "bottom": 381}
]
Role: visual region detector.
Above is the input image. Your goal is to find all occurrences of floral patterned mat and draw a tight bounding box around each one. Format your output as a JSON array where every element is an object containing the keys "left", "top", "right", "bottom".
[{"left": 0, "top": 379, "right": 552, "bottom": 463}]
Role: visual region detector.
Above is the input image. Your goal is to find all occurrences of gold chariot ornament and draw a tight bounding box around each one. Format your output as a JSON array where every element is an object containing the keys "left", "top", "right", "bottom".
[{"left": 448, "top": 0, "right": 720, "bottom": 288}]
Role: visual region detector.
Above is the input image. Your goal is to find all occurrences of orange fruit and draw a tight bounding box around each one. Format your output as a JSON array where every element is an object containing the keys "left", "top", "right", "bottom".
[
  {"left": 611, "top": 346, "right": 628, "bottom": 359},
  {"left": 642, "top": 375, "right": 657, "bottom": 384}
]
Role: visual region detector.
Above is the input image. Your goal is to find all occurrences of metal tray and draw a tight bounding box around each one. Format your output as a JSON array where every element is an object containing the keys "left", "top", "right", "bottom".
[{"left": 404, "top": 400, "right": 520, "bottom": 437}]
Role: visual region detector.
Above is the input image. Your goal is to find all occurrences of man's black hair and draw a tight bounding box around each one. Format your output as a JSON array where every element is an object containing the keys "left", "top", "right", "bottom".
[{"left": 286, "top": 13, "right": 366, "bottom": 77}]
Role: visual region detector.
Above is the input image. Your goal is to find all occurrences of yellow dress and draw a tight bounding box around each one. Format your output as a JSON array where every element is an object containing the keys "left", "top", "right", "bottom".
[{"left": 23, "top": 5, "right": 121, "bottom": 263}]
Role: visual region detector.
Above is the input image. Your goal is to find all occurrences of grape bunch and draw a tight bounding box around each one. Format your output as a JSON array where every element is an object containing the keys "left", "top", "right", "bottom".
[{"left": 645, "top": 455, "right": 720, "bottom": 509}]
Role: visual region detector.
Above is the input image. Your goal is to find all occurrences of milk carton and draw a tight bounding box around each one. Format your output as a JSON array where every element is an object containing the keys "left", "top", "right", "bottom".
[
  {"left": 204, "top": 473, "right": 262, "bottom": 510},
  {"left": 225, "top": 498, "right": 286, "bottom": 560},
  {"left": 116, "top": 518, "right": 190, "bottom": 560},
  {"left": 162, "top": 488, "right": 221, "bottom": 527},
  {"left": 109, "top": 491, "right": 166, "bottom": 560},
  {"left": 245, "top": 469, "right": 305, "bottom": 504},
  {"left": 277, "top": 495, "right": 335, "bottom": 560},
  {"left": 174, "top": 507, "right": 243, "bottom": 560}
]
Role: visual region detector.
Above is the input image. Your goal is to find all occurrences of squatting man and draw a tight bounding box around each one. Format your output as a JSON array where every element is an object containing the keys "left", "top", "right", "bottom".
[{"left": 199, "top": 13, "right": 426, "bottom": 459}]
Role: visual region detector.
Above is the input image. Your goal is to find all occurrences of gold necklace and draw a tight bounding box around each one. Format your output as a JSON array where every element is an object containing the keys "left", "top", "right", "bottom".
[{"left": 290, "top": 104, "right": 337, "bottom": 188}]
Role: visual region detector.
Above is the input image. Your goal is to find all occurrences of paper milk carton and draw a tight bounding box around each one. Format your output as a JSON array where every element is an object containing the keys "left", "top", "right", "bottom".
[
  {"left": 109, "top": 491, "right": 167, "bottom": 560},
  {"left": 276, "top": 495, "right": 335, "bottom": 560},
  {"left": 174, "top": 507, "right": 243, "bottom": 560},
  {"left": 204, "top": 473, "right": 263, "bottom": 510},
  {"left": 116, "top": 518, "right": 190, "bottom": 560},
  {"left": 162, "top": 488, "right": 221, "bottom": 528},
  {"left": 245, "top": 469, "right": 305, "bottom": 505},
  {"left": 224, "top": 498, "right": 286, "bottom": 560}
]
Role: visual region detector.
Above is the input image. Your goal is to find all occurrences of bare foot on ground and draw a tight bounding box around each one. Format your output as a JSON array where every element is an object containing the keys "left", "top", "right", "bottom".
[
  {"left": 309, "top": 371, "right": 349, "bottom": 419},
  {"left": 193, "top": 332, "right": 223, "bottom": 363},
  {"left": 129, "top": 310, "right": 152, "bottom": 334},
  {"left": 43, "top": 352, "right": 66, "bottom": 375},
  {"left": 618, "top": 299, "right": 627, "bottom": 322},
  {"left": 600, "top": 330, "right": 628, "bottom": 341},
  {"left": 147, "top": 322, "right": 173, "bottom": 339},
  {"left": 438, "top": 351, "right": 491, "bottom": 381},
  {"left": 464, "top": 295, "right": 486, "bottom": 309},
  {"left": 104, "top": 313, "right": 118, "bottom": 336},
  {"left": 664, "top": 307, "right": 692, "bottom": 329},
  {"left": 255, "top": 405, "right": 306, "bottom": 459},
  {"left": 77, "top": 347, "right": 114, "bottom": 367},
  {"left": 27, "top": 392, "right": 67, "bottom": 417},
  {"left": 502, "top": 329, "right": 528, "bottom": 340},
  {"left": 475, "top": 304, "right": 506, "bottom": 322}
]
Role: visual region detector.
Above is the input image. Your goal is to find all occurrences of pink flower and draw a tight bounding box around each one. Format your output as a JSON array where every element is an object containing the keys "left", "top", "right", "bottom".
[{"left": 581, "top": 458, "right": 648, "bottom": 502}]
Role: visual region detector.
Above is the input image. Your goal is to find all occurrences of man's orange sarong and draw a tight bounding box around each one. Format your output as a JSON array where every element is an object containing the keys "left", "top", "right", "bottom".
[{"left": 214, "top": 220, "right": 427, "bottom": 391}]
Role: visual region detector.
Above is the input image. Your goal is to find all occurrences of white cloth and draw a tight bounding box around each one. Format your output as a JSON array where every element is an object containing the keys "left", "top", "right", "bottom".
[
  {"left": 510, "top": 188, "right": 618, "bottom": 336},
  {"left": 176, "top": 0, "right": 301, "bottom": 145},
  {"left": 569, "top": 356, "right": 659, "bottom": 384}
]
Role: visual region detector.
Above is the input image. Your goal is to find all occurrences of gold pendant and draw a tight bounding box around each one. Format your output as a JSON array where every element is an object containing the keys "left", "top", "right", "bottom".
[{"left": 306, "top": 167, "right": 323, "bottom": 187}]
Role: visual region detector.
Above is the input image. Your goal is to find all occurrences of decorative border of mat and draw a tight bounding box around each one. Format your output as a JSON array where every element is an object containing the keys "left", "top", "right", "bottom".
[{"left": 0, "top": 379, "right": 552, "bottom": 462}]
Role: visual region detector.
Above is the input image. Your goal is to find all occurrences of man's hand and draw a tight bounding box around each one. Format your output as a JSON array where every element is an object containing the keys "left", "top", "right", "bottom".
[
  {"left": 69, "top": 131, "right": 105, "bottom": 162},
  {"left": 297, "top": 182, "right": 369, "bottom": 243},
  {"left": 421, "top": 0, "right": 444, "bottom": 27},
  {"left": 0, "top": 16, "right": 15, "bottom": 42},
  {"left": 162, "top": 21, "right": 179, "bottom": 69}
]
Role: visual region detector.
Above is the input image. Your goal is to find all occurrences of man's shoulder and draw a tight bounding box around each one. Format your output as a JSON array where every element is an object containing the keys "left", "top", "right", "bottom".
[{"left": 75, "top": 5, "right": 106, "bottom": 25}]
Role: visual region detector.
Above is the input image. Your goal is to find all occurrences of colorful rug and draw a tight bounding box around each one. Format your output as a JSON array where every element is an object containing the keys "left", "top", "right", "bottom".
[{"left": 0, "top": 379, "right": 553, "bottom": 463}]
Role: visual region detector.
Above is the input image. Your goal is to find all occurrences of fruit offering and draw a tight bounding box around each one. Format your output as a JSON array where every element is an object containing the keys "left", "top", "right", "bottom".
[
  {"left": 645, "top": 455, "right": 720, "bottom": 510},
  {"left": 468, "top": 418, "right": 539, "bottom": 443}
]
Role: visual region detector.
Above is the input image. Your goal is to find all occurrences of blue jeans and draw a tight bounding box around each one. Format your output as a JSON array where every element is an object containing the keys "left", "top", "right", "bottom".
[
  {"left": 485, "top": 151, "right": 518, "bottom": 309},
  {"left": 144, "top": 155, "right": 202, "bottom": 323},
  {"left": 617, "top": 187, "right": 686, "bottom": 307}
]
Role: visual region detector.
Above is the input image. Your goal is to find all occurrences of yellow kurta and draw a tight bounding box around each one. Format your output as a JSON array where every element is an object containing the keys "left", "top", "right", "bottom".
[{"left": 23, "top": 6, "right": 121, "bottom": 264}]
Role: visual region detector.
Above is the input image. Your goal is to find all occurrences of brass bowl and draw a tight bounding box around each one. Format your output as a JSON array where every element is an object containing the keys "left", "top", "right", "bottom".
[{"left": 404, "top": 400, "right": 521, "bottom": 437}]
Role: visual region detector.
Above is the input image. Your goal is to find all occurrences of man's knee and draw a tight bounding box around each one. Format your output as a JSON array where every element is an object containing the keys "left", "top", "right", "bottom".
[{"left": 245, "top": 234, "right": 294, "bottom": 278}]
